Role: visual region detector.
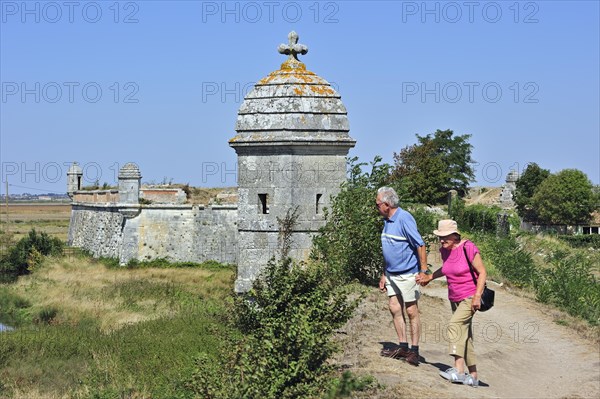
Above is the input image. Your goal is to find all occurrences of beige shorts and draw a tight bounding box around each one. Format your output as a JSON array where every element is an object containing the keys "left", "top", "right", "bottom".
[{"left": 385, "top": 272, "right": 421, "bottom": 302}]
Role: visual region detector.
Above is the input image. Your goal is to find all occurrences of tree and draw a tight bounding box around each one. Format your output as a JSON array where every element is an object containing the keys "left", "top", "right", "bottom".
[
  {"left": 514, "top": 163, "right": 551, "bottom": 222},
  {"left": 393, "top": 129, "right": 475, "bottom": 204},
  {"left": 393, "top": 140, "right": 449, "bottom": 204},
  {"left": 531, "top": 169, "right": 596, "bottom": 226}
]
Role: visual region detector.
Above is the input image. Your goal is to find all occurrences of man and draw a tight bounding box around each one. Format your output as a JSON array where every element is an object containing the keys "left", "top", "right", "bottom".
[{"left": 376, "top": 186, "right": 429, "bottom": 366}]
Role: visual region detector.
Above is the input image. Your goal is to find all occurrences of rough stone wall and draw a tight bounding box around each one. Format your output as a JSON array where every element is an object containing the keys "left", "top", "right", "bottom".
[
  {"left": 236, "top": 230, "right": 314, "bottom": 291},
  {"left": 68, "top": 204, "right": 238, "bottom": 264},
  {"left": 136, "top": 205, "right": 237, "bottom": 264},
  {"left": 234, "top": 152, "right": 346, "bottom": 292},
  {"left": 68, "top": 204, "right": 124, "bottom": 258}
]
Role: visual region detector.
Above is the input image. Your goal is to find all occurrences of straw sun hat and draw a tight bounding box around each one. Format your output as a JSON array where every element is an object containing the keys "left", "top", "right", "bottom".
[{"left": 433, "top": 220, "right": 460, "bottom": 236}]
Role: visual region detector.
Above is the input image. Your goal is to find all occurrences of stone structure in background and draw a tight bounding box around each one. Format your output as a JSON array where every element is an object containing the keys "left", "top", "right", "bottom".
[
  {"left": 230, "top": 31, "right": 355, "bottom": 292},
  {"left": 68, "top": 162, "right": 238, "bottom": 265},
  {"left": 499, "top": 169, "right": 519, "bottom": 208},
  {"left": 496, "top": 212, "right": 510, "bottom": 236},
  {"left": 66, "top": 162, "right": 83, "bottom": 198},
  {"left": 67, "top": 32, "right": 355, "bottom": 292}
]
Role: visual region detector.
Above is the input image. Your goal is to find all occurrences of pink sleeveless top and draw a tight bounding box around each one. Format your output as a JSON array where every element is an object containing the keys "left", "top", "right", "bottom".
[{"left": 440, "top": 240, "right": 479, "bottom": 302}]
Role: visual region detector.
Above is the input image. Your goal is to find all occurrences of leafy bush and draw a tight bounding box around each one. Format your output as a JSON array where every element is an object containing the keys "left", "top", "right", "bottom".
[
  {"left": 471, "top": 233, "right": 536, "bottom": 288},
  {"left": 34, "top": 307, "right": 59, "bottom": 325},
  {"left": 448, "top": 194, "right": 465, "bottom": 221},
  {"left": 312, "top": 156, "right": 439, "bottom": 284},
  {"left": 557, "top": 234, "right": 600, "bottom": 249},
  {"left": 472, "top": 232, "right": 599, "bottom": 325},
  {"left": 0, "top": 287, "right": 31, "bottom": 327},
  {"left": 458, "top": 204, "right": 501, "bottom": 234},
  {"left": 187, "top": 258, "right": 361, "bottom": 399},
  {"left": 535, "top": 251, "right": 600, "bottom": 325},
  {"left": 0, "top": 229, "right": 63, "bottom": 281},
  {"left": 311, "top": 156, "right": 394, "bottom": 285},
  {"left": 408, "top": 205, "right": 439, "bottom": 245}
]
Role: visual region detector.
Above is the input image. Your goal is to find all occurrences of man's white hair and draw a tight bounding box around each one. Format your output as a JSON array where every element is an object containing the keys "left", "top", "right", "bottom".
[{"left": 377, "top": 186, "right": 399, "bottom": 208}]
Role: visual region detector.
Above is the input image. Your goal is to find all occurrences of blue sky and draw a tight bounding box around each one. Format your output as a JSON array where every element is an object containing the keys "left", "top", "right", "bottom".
[{"left": 1, "top": 0, "right": 598, "bottom": 194}]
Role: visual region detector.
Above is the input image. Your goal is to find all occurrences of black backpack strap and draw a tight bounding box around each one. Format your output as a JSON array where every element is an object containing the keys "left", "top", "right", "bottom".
[{"left": 463, "top": 244, "right": 478, "bottom": 288}]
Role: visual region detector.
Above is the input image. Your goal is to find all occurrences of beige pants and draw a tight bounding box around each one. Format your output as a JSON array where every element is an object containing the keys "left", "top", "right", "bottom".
[{"left": 447, "top": 297, "right": 477, "bottom": 367}]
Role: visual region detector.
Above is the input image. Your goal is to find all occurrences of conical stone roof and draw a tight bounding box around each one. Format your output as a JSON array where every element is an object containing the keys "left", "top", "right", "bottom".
[{"left": 230, "top": 32, "right": 355, "bottom": 149}]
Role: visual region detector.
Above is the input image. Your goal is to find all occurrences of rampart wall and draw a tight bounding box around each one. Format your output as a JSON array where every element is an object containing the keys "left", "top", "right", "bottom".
[{"left": 68, "top": 198, "right": 238, "bottom": 265}]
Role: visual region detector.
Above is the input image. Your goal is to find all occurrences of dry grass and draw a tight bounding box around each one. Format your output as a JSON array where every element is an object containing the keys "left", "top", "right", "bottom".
[
  {"left": 186, "top": 186, "right": 238, "bottom": 204},
  {"left": 11, "top": 255, "right": 234, "bottom": 332},
  {"left": 0, "top": 204, "right": 71, "bottom": 241},
  {"left": 464, "top": 186, "right": 503, "bottom": 206}
]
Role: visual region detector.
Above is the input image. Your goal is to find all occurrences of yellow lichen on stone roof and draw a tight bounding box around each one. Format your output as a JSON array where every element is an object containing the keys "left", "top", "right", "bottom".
[
  {"left": 280, "top": 58, "right": 306, "bottom": 70},
  {"left": 309, "top": 85, "right": 335, "bottom": 95}
]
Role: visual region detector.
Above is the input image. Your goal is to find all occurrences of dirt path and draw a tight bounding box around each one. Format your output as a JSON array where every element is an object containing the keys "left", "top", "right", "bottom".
[{"left": 335, "top": 281, "right": 600, "bottom": 398}]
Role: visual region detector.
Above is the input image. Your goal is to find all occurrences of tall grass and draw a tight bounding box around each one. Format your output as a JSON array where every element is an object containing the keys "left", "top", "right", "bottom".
[
  {"left": 0, "top": 254, "right": 235, "bottom": 398},
  {"left": 467, "top": 232, "right": 600, "bottom": 326}
]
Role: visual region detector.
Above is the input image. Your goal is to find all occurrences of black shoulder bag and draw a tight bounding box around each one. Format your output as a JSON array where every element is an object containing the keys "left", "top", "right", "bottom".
[{"left": 463, "top": 245, "right": 495, "bottom": 312}]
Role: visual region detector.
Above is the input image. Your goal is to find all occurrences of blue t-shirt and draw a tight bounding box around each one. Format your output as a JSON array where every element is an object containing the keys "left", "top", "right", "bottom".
[{"left": 381, "top": 208, "right": 425, "bottom": 274}]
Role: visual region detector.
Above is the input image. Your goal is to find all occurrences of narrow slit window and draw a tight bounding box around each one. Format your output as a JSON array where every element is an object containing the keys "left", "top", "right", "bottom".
[
  {"left": 316, "top": 193, "right": 323, "bottom": 214},
  {"left": 258, "top": 193, "right": 269, "bottom": 214}
]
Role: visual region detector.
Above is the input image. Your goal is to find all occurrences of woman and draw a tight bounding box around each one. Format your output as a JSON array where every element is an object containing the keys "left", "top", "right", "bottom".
[{"left": 416, "top": 219, "right": 487, "bottom": 388}]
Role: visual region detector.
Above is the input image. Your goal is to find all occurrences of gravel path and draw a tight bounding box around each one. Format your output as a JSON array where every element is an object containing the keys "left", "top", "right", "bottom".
[{"left": 334, "top": 281, "right": 600, "bottom": 398}]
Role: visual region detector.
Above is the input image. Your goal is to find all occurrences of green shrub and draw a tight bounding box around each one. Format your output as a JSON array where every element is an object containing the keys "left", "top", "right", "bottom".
[
  {"left": 557, "top": 234, "right": 600, "bottom": 249},
  {"left": 311, "top": 156, "right": 396, "bottom": 285},
  {"left": 473, "top": 232, "right": 599, "bottom": 325},
  {"left": 0, "top": 287, "right": 31, "bottom": 327},
  {"left": 459, "top": 204, "right": 501, "bottom": 233},
  {"left": 408, "top": 204, "right": 439, "bottom": 244},
  {"left": 34, "top": 307, "right": 59, "bottom": 325},
  {"left": 187, "top": 258, "right": 362, "bottom": 399},
  {"left": 0, "top": 229, "right": 64, "bottom": 280},
  {"left": 471, "top": 233, "right": 536, "bottom": 288},
  {"left": 448, "top": 195, "right": 465, "bottom": 221},
  {"left": 535, "top": 251, "right": 600, "bottom": 325}
]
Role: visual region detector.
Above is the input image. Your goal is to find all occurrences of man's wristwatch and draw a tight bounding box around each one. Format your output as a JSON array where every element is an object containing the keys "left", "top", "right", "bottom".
[{"left": 420, "top": 269, "right": 432, "bottom": 275}]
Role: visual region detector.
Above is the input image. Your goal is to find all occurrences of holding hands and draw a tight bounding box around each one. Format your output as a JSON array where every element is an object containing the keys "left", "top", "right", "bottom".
[{"left": 416, "top": 272, "right": 433, "bottom": 286}]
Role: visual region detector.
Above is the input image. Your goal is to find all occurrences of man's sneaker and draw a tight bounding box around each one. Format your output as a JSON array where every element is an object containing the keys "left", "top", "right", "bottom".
[
  {"left": 439, "top": 367, "right": 466, "bottom": 383},
  {"left": 404, "top": 350, "right": 420, "bottom": 366},
  {"left": 380, "top": 346, "right": 410, "bottom": 359},
  {"left": 463, "top": 375, "right": 479, "bottom": 387}
]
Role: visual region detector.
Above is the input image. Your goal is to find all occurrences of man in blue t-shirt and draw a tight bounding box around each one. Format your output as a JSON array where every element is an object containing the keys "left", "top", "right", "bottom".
[{"left": 376, "top": 186, "right": 428, "bottom": 366}]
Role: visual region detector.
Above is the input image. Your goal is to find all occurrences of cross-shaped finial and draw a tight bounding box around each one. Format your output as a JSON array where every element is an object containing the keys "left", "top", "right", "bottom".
[{"left": 278, "top": 31, "right": 308, "bottom": 61}]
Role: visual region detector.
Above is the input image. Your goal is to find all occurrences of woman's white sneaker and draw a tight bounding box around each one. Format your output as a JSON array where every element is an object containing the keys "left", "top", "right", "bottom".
[{"left": 463, "top": 375, "right": 479, "bottom": 387}]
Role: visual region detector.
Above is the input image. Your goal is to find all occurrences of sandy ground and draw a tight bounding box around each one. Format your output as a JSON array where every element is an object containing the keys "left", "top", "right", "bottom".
[{"left": 334, "top": 281, "right": 600, "bottom": 398}]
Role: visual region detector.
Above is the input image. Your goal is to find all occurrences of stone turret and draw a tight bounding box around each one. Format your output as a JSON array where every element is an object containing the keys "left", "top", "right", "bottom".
[
  {"left": 500, "top": 169, "right": 520, "bottom": 207},
  {"left": 118, "top": 163, "right": 141, "bottom": 205},
  {"left": 66, "top": 162, "right": 83, "bottom": 198},
  {"left": 230, "top": 31, "right": 356, "bottom": 292}
]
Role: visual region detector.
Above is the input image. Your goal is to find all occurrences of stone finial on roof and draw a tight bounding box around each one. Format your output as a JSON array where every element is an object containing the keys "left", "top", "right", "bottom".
[
  {"left": 67, "top": 161, "right": 82, "bottom": 175},
  {"left": 278, "top": 31, "right": 308, "bottom": 62},
  {"left": 118, "top": 162, "right": 142, "bottom": 180}
]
